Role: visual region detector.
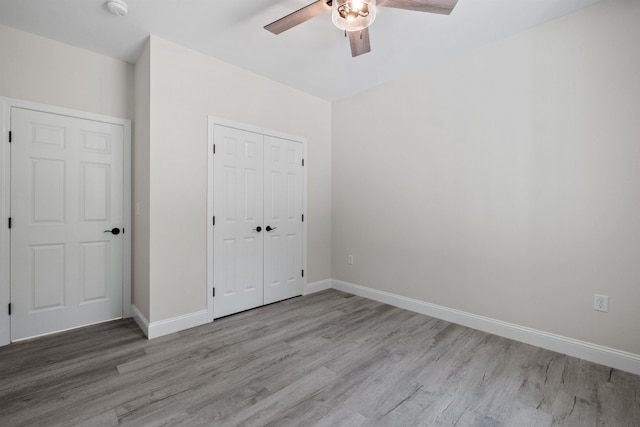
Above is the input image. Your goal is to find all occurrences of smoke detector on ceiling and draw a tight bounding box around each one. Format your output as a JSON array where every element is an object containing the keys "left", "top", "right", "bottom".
[{"left": 106, "top": 0, "right": 128, "bottom": 17}]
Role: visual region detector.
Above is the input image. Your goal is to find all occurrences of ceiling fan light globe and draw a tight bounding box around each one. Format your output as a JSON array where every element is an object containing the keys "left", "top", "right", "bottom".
[
  {"left": 332, "top": 0, "right": 377, "bottom": 32},
  {"left": 106, "top": 0, "right": 128, "bottom": 17}
]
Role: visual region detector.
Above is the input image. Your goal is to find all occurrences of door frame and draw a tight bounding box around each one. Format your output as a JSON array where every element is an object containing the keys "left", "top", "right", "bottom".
[
  {"left": 207, "top": 116, "right": 307, "bottom": 322},
  {"left": 0, "top": 97, "right": 132, "bottom": 346}
]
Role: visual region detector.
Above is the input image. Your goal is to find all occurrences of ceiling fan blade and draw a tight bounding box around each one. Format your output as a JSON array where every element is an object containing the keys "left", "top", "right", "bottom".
[
  {"left": 264, "top": 1, "right": 332, "bottom": 35},
  {"left": 378, "top": 0, "right": 458, "bottom": 15},
  {"left": 348, "top": 28, "right": 371, "bottom": 57}
]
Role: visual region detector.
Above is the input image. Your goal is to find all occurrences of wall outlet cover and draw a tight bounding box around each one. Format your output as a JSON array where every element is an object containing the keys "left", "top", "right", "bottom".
[{"left": 594, "top": 294, "right": 609, "bottom": 312}]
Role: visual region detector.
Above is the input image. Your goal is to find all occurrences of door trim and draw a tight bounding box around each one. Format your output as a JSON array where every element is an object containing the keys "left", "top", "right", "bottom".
[
  {"left": 0, "top": 97, "right": 132, "bottom": 346},
  {"left": 207, "top": 116, "right": 308, "bottom": 322}
]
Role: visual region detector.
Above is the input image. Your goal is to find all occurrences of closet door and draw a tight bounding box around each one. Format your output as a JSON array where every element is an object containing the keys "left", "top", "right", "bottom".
[
  {"left": 263, "top": 136, "right": 304, "bottom": 305},
  {"left": 213, "top": 125, "right": 264, "bottom": 319}
]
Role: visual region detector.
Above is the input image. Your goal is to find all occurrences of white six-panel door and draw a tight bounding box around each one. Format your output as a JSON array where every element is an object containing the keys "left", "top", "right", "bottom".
[
  {"left": 10, "top": 107, "right": 124, "bottom": 340},
  {"left": 212, "top": 124, "right": 303, "bottom": 319},
  {"left": 263, "top": 136, "right": 303, "bottom": 305},
  {"left": 213, "top": 125, "right": 265, "bottom": 318}
]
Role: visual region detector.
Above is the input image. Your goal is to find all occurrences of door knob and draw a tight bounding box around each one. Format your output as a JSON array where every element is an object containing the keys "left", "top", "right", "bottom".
[
  {"left": 266, "top": 226, "right": 278, "bottom": 232},
  {"left": 104, "top": 228, "right": 121, "bottom": 235},
  {"left": 252, "top": 226, "right": 262, "bottom": 232}
]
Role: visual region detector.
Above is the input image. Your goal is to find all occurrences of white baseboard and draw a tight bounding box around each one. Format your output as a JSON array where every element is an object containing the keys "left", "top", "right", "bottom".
[
  {"left": 147, "top": 310, "right": 208, "bottom": 339},
  {"left": 131, "top": 305, "right": 208, "bottom": 340},
  {"left": 304, "top": 279, "right": 332, "bottom": 295},
  {"left": 332, "top": 279, "right": 640, "bottom": 376},
  {"left": 132, "top": 279, "right": 333, "bottom": 340},
  {"left": 131, "top": 304, "right": 149, "bottom": 338}
]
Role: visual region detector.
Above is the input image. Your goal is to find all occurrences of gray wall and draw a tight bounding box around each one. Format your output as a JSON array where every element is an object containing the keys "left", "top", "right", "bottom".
[
  {"left": 331, "top": 0, "right": 640, "bottom": 354},
  {"left": 0, "top": 25, "right": 134, "bottom": 119},
  {"left": 143, "top": 36, "right": 332, "bottom": 322}
]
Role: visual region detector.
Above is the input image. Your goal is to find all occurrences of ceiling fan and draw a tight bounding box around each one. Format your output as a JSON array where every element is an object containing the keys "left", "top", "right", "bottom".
[{"left": 264, "top": 0, "right": 459, "bottom": 57}]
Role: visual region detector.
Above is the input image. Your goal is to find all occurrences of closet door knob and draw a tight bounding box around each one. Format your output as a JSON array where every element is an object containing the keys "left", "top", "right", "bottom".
[
  {"left": 252, "top": 226, "right": 262, "bottom": 232},
  {"left": 104, "top": 228, "right": 121, "bottom": 235},
  {"left": 266, "top": 226, "right": 277, "bottom": 232}
]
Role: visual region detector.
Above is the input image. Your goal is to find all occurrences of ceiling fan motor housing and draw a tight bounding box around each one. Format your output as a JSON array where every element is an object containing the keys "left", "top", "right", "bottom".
[{"left": 332, "top": 0, "right": 377, "bottom": 32}]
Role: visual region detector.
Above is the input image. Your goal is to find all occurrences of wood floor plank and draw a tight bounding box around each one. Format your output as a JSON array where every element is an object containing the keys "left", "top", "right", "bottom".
[
  {"left": 0, "top": 289, "right": 638, "bottom": 426},
  {"left": 504, "top": 404, "right": 554, "bottom": 427},
  {"left": 550, "top": 391, "right": 597, "bottom": 427},
  {"left": 219, "top": 366, "right": 338, "bottom": 427}
]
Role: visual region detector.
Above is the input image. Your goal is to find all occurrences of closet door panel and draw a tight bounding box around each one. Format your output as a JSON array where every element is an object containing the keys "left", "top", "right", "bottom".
[
  {"left": 263, "top": 136, "right": 303, "bottom": 304},
  {"left": 213, "top": 125, "right": 264, "bottom": 318}
]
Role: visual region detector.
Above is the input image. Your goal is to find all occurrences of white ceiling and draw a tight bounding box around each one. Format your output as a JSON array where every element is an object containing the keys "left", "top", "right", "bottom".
[{"left": 0, "top": 0, "right": 601, "bottom": 101}]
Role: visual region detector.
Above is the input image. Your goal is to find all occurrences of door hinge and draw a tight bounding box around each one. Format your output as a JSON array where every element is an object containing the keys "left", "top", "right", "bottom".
[
  {"left": 302, "top": 158, "right": 305, "bottom": 167},
  {"left": 301, "top": 214, "right": 304, "bottom": 222},
  {"left": 301, "top": 269, "right": 304, "bottom": 278},
  {"left": 212, "top": 288, "right": 215, "bottom": 297},
  {"left": 213, "top": 144, "right": 216, "bottom": 154},
  {"left": 212, "top": 216, "right": 215, "bottom": 226},
  {"left": 8, "top": 131, "right": 11, "bottom": 143},
  {"left": 8, "top": 303, "right": 11, "bottom": 316},
  {"left": 8, "top": 217, "right": 11, "bottom": 229}
]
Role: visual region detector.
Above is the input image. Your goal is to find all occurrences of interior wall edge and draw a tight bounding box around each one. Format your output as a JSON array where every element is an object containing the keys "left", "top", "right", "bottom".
[
  {"left": 131, "top": 304, "right": 150, "bottom": 339},
  {"left": 132, "top": 37, "right": 152, "bottom": 321},
  {"left": 331, "top": 279, "right": 640, "bottom": 376}
]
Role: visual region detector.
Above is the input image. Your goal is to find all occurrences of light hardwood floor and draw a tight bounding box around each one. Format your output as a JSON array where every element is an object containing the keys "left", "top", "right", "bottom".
[{"left": 1, "top": 289, "right": 639, "bottom": 426}]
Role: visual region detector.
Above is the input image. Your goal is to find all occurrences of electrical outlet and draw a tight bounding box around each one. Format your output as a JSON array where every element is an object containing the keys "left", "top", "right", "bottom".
[
  {"left": 594, "top": 294, "right": 608, "bottom": 312},
  {"left": 347, "top": 254, "right": 354, "bottom": 265}
]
